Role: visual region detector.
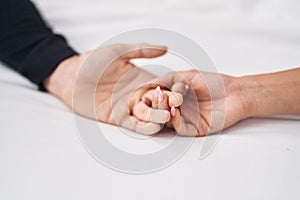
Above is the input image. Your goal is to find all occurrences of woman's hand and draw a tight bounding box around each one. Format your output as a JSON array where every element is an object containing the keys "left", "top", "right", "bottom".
[{"left": 44, "top": 43, "right": 172, "bottom": 135}]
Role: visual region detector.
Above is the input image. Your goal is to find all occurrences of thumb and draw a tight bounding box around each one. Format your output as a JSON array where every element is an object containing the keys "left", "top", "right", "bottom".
[
  {"left": 119, "top": 43, "right": 168, "bottom": 60},
  {"left": 148, "top": 71, "right": 187, "bottom": 91}
]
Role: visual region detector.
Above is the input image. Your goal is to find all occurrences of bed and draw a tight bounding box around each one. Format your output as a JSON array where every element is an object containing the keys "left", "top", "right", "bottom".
[{"left": 1, "top": 0, "right": 300, "bottom": 199}]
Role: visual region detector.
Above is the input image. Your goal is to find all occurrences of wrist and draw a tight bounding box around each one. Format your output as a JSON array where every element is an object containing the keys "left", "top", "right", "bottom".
[
  {"left": 237, "top": 75, "right": 262, "bottom": 117},
  {"left": 238, "top": 73, "right": 281, "bottom": 117},
  {"left": 223, "top": 74, "right": 254, "bottom": 119},
  {"left": 43, "top": 53, "right": 86, "bottom": 107}
]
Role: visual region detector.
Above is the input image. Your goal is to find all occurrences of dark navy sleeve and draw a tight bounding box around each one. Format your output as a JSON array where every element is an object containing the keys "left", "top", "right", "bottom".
[{"left": 0, "top": 0, "right": 77, "bottom": 87}]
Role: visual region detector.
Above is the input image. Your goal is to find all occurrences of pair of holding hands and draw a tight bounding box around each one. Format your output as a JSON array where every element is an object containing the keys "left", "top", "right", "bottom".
[
  {"left": 45, "top": 43, "right": 247, "bottom": 137},
  {"left": 133, "top": 84, "right": 187, "bottom": 135}
]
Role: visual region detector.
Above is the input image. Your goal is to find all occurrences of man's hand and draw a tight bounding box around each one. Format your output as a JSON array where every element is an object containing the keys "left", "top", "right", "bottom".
[
  {"left": 157, "top": 70, "right": 250, "bottom": 136},
  {"left": 44, "top": 43, "right": 172, "bottom": 135},
  {"left": 158, "top": 67, "right": 300, "bottom": 136}
]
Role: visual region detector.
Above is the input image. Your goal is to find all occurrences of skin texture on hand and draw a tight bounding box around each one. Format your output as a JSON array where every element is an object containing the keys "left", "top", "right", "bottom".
[
  {"left": 239, "top": 67, "right": 300, "bottom": 117},
  {"left": 133, "top": 86, "right": 183, "bottom": 125},
  {"left": 156, "top": 70, "right": 253, "bottom": 136},
  {"left": 43, "top": 40, "right": 300, "bottom": 137},
  {"left": 43, "top": 43, "right": 179, "bottom": 135},
  {"left": 157, "top": 67, "right": 300, "bottom": 136}
]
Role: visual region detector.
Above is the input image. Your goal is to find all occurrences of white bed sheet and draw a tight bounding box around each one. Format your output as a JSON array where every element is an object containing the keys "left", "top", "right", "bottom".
[{"left": 1, "top": 0, "right": 300, "bottom": 199}]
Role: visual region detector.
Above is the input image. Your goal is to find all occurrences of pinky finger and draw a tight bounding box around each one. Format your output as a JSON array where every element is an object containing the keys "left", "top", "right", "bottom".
[
  {"left": 121, "top": 116, "right": 162, "bottom": 135},
  {"left": 171, "top": 108, "right": 199, "bottom": 137}
]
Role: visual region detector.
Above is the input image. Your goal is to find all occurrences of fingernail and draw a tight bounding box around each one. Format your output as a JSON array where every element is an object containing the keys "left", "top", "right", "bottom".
[
  {"left": 156, "top": 86, "right": 161, "bottom": 92},
  {"left": 154, "top": 86, "right": 159, "bottom": 100},
  {"left": 171, "top": 106, "right": 176, "bottom": 117}
]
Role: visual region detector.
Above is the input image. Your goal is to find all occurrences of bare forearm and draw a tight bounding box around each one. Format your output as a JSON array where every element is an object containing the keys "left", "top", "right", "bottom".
[{"left": 239, "top": 68, "right": 300, "bottom": 117}]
